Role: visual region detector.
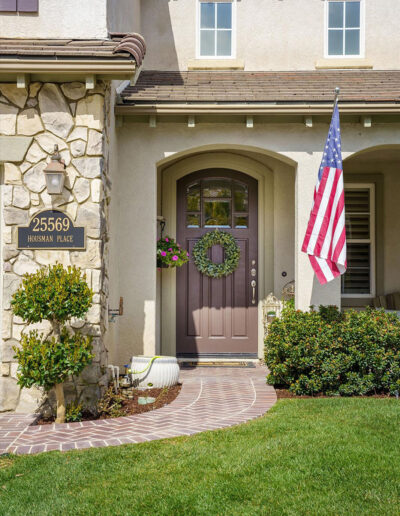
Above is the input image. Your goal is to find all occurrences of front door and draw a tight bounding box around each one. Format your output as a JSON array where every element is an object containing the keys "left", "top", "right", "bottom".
[{"left": 176, "top": 169, "right": 258, "bottom": 357}]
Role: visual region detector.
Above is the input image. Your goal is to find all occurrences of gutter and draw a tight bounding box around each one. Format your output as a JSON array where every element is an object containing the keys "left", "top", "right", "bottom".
[
  {"left": 115, "top": 102, "right": 400, "bottom": 116},
  {"left": 0, "top": 58, "right": 136, "bottom": 75}
]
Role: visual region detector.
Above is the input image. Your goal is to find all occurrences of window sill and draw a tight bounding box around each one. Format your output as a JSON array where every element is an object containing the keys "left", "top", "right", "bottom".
[
  {"left": 188, "top": 58, "right": 245, "bottom": 71},
  {"left": 315, "top": 58, "right": 373, "bottom": 69}
]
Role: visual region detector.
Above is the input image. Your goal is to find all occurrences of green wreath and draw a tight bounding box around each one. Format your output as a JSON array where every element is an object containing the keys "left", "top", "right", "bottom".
[{"left": 192, "top": 230, "right": 240, "bottom": 278}]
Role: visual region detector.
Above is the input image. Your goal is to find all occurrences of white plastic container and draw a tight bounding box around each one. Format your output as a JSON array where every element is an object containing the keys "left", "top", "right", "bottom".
[{"left": 130, "top": 356, "right": 180, "bottom": 389}]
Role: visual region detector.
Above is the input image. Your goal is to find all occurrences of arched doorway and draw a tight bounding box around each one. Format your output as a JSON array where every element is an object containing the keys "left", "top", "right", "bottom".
[{"left": 176, "top": 169, "right": 258, "bottom": 357}]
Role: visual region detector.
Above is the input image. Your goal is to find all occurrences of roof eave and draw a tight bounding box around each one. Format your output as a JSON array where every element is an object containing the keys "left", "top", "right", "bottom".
[{"left": 0, "top": 57, "right": 137, "bottom": 83}]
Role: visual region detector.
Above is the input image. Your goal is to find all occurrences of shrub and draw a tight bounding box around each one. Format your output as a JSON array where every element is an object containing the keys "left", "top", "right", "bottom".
[
  {"left": 265, "top": 304, "right": 400, "bottom": 396},
  {"left": 97, "top": 386, "right": 125, "bottom": 418},
  {"left": 66, "top": 402, "right": 84, "bottom": 423},
  {"left": 12, "top": 264, "right": 93, "bottom": 423}
]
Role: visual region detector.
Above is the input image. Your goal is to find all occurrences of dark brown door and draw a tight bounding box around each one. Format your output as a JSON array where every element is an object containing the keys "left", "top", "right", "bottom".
[{"left": 176, "top": 169, "right": 258, "bottom": 357}]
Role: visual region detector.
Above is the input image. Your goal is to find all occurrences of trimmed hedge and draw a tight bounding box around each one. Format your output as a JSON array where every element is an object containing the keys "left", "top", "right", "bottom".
[{"left": 265, "top": 304, "right": 400, "bottom": 396}]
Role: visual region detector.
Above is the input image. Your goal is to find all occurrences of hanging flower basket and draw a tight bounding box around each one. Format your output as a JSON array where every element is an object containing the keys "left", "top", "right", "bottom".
[
  {"left": 157, "top": 236, "right": 189, "bottom": 269},
  {"left": 192, "top": 229, "right": 240, "bottom": 278}
]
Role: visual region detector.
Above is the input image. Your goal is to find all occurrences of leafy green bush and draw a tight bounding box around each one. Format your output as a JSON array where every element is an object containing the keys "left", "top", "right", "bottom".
[
  {"left": 66, "top": 402, "right": 84, "bottom": 423},
  {"left": 12, "top": 264, "right": 92, "bottom": 324},
  {"left": 11, "top": 264, "right": 93, "bottom": 423},
  {"left": 265, "top": 304, "right": 400, "bottom": 396},
  {"left": 14, "top": 329, "right": 93, "bottom": 391}
]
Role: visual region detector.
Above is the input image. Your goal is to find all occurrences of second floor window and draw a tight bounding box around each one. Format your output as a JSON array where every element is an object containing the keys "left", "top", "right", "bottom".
[
  {"left": 326, "top": 0, "right": 362, "bottom": 57},
  {"left": 198, "top": 1, "right": 234, "bottom": 58}
]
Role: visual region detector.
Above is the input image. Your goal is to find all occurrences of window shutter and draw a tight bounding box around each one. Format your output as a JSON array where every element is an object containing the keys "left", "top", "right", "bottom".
[
  {"left": 0, "top": 0, "right": 17, "bottom": 11},
  {"left": 17, "top": 0, "right": 38, "bottom": 12},
  {"left": 342, "top": 187, "right": 373, "bottom": 295}
]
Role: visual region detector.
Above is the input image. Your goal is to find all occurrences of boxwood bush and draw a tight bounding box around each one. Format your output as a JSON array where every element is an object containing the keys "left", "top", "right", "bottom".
[{"left": 265, "top": 304, "right": 400, "bottom": 396}]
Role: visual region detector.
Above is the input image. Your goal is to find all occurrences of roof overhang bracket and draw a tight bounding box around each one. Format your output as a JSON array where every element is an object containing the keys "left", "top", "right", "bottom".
[{"left": 17, "top": 73, "right": 30, "bottom": 89}]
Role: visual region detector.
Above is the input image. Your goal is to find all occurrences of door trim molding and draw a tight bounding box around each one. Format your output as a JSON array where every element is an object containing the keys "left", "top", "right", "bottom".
[{"left": 160, "top": 151, "right": 274, "bottom": 359}]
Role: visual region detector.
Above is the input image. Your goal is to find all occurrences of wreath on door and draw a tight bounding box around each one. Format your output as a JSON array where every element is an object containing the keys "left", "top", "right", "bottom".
[{"left": 192, "top": 229, "right": 240, "bottom": 278}]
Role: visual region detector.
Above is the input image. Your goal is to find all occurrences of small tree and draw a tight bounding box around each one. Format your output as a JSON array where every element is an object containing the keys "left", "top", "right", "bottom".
[{"left": 12, "top": 264, "right": 94, "bottom": 423}]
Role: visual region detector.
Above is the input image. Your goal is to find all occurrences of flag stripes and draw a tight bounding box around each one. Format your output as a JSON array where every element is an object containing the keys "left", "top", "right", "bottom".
[{"left": 302, "top": 104, "right": 347, "bottom": 285}]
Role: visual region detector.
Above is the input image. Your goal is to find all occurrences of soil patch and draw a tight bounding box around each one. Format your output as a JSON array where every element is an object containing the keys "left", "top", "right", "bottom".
[
  {"left": 36, "top": 384, "right": 182, "bottom": 425},
  {"left": 276, "top": 389, "right": 394, "bottom": 399}
]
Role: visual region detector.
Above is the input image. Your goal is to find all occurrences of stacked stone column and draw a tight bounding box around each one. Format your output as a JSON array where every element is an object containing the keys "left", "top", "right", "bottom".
[{"left": 0, "top": 81, "right": 110, "bottom": 412}]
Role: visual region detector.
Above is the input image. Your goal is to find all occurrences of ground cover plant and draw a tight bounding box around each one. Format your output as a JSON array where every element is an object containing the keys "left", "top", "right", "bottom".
[
  {"left": 265, "top": 304, "right": 400, "bottom": 396},
  {"left": 0, "top": 399, "right": 399, "bottom": 515},
  {"left": 11, "top": 264, "right": 93, "bottom": 423}
]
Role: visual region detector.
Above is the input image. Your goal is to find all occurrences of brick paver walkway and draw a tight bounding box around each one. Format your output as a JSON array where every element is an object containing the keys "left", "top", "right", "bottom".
[{"left": 0, "top": 365, "right": 276, "bottom": 455}]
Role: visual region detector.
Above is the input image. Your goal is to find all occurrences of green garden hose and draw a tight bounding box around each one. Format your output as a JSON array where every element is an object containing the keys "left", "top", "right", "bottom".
[{"left": 128, "top": 356, "right": 161, "bottom": 375}]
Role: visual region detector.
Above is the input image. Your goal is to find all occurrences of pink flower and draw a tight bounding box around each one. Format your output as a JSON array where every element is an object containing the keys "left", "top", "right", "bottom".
[
  {"left": 165, "top": 238, "right": 169, "bottom": 242},
  {"left": 161, "top": 251, "right": 167, "bottom": 257},
  {"left": 187, "top": 252, "right": 190, "bottom": 257},
  {"left": 168, "top": 248, "right": 173, "bottom": 252},
  {"left": 172, "top": 255, "right": 179, "bottom": 261}
]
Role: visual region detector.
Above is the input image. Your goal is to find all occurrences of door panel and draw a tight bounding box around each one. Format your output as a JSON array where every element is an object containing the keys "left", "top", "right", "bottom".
[{"left": 176, "top": 169, "right": 258, "bottom": 356}]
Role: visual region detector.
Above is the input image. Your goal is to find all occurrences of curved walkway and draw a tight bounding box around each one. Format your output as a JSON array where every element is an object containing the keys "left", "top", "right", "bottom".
[{"left": 0, "top": 365, "right": 276, "bottom": 455}]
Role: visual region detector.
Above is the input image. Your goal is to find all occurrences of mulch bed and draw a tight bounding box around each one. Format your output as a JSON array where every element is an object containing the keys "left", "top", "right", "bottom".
[
  {"left": 36, "top": 384, "right": 182, "bottom": 425},
  {"left": 106, "top": 384, "right": 182, "bottom": 417},
  {"left": 276, "top": 389, "right": 394, "bottom": 399}
]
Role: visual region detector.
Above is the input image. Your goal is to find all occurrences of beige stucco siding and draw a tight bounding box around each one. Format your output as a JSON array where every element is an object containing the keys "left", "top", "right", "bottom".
[
  {"left": 107, "top": 0, "right": 141, "bottom": 34},
  {"left": 113, "top": 120, "right": 400, "bottom": 362},
  {"left": 344, "top": 151, "right": 400, "bottom": 297},
  {"left": 140, "top": 0, "right": 400, "bottom": 71},
  {"left": 0, "top": 0, "right": 108, "bottom": 39}
]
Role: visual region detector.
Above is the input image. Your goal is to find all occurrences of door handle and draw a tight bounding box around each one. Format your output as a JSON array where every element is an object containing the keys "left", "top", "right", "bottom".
[{"left": 251, "top": 280, "right": 256, "bottom": 305}]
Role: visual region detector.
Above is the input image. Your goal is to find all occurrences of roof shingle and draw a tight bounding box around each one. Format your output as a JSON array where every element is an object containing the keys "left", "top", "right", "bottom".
[
  {"left": 120, "top": 70, "right": 400, "bottom": 104},
  {"left": 0, "top": 33, "right": 146, "bottom": 65}
]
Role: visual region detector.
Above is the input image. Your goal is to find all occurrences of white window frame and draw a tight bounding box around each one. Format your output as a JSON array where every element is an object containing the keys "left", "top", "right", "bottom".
[
  {"left": 342, "top": 183, "right": 375, "bottom": 299},
  {"left": 196, "top": 0, "right": 237, "bottom": 59},
  {"left": 324, "top": 0, "right": 365, "bottom": 58}
]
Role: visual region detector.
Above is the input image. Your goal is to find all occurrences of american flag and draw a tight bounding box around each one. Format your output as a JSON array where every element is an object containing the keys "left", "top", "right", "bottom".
[{"left": 301, "top": 103, "right": 347, "bottom": 285}]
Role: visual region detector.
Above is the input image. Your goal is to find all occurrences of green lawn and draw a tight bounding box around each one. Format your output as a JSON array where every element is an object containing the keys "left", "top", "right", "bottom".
[{"left": 1, "top": 399, "right": 399, "bottom": 516}]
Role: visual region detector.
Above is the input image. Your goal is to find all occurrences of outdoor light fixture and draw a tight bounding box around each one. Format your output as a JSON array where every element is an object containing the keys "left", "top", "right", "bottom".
[{"left": 44, "top": 145, "right": 66, "bottom": 195}]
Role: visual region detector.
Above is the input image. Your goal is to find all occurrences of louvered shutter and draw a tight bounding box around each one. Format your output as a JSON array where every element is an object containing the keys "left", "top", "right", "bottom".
[
  {"left": 0, "top": 0, "right": 17, "bottom": 11},
  {"left": 17, "top": 0, "right": 37, "bottom": 11},
  {"left": 341, "top": 187, "right": 373, "bottom": 295}
]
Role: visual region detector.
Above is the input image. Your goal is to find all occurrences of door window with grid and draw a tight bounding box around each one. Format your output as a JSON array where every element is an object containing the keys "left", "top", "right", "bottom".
[
  {"left": 198, "top": 1, "right": 234, "bottom": 57},
  {"left": 326, "top": 0, "right": 362, "bottom": 56},
  {"left": 342, "top": 184, "right": 375, "bottom": 297},
  {"left": 186, "top": 178, "right": 248, "bottom": 229}
]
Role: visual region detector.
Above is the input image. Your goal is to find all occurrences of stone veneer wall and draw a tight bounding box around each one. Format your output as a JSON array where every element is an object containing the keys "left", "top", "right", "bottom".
[{"left": 0, "top": 81, "right": 111, "bottom": 413}]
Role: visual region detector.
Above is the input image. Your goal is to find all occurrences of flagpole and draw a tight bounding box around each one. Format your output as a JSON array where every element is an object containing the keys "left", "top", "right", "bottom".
[{"left": 334, "top": 86, "right": 340, "bottom": 107}]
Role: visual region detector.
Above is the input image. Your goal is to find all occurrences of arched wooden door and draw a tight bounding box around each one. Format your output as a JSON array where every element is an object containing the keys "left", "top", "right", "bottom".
[{"left": 176, "top": 169, "right": 258, "bottom": 357}]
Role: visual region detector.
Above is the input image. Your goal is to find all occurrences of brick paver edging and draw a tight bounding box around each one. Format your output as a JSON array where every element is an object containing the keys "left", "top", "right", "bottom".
[{"left": 0, "top": 365, "right": 276, "bottom": 455}]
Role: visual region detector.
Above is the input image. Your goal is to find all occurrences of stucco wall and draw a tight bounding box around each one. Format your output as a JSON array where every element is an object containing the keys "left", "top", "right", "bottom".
[
  {"left": 115, "top": 120, "right": 400, "bottom": 361},
  {"left": 344, "top": 153, "right": 400, "bottom": 296},
  {"left": 140, "top": 0, "right": 400, "bottom": 71},
  {"left": 0, "top": 0, "right": 108, "bottom": 39},
  {"left": 107, "top": 0, "right": 141, "bottom": 34}
]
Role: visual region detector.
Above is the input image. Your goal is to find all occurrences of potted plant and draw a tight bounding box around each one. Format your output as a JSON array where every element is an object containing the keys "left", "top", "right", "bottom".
[
  {"left": 157, "top": 235, "right": 189, "bottom": 269},
  {"left": 11, "top": 264, "right": 94, "bottom": 424}
]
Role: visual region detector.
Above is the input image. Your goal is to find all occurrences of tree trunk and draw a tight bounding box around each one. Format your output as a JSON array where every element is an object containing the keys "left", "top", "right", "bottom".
[
  {"left": 51, "top": 320, "right": 66, "bottom": 424},
  {"left": 55, "top": 382, "right": 66, "bottom": 424}
]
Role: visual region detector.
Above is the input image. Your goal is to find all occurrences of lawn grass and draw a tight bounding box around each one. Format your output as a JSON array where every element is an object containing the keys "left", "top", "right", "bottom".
[{"left": 0, "top": 398, "right": 399, "bottom": 516}]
